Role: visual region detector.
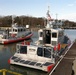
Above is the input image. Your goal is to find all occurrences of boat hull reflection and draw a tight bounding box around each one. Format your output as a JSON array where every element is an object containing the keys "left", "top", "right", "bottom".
[{"left": 10, "top": 64, "right": 47, "bottom": 75}]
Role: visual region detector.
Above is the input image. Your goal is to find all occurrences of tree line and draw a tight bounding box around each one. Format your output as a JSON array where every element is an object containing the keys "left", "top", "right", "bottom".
[
  {"left": 0, "top": 15, "right": 76, "bottom": 28},
  {"left": 0, "top": 16, "right": 44, "bottom": 28}
]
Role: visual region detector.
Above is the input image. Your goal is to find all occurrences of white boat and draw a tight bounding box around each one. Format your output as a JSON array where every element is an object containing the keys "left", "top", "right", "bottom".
[
  {"left": 0, "top": 23, "right": 33, "bottom": 45},
  {"left": 9, "top": 9, "right": 71, "bottom": 72}
]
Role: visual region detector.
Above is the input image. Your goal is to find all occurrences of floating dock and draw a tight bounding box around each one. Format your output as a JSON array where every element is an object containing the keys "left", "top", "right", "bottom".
[{"left": 49, "top": 40, "right": 76, "bottom": 75}]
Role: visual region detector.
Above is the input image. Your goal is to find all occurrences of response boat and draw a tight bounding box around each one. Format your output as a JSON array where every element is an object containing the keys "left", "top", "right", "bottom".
[
  {"left": 9, "top": 9, "right": 71, "bottom": 72},
  {"left": 0, "top": 23, "right": 33, "bottom": 45}
]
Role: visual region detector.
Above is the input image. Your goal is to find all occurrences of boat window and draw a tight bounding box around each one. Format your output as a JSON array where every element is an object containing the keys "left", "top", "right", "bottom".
[
  {"left": 40, "top": 32, "right": 43, "bottom": 37},
  {"left": 19, "top": 46, "right": 27, "bottom": 54},
  {"left": 18, "top": 29, "right": 20, "bottom": 32},
  {"left": 44, "top": 48, "right": 51, "bottom": 58},
  {"left": 21, "top": 29, "right": 22, "bottom": 32},
  {"left": 37, "top": 47, "right": 43, "bottom": 56},
  {"left": 15, "top": 29, "right": 17, "bottom": 32},
  {"left": 52, "top": 32, "right": 57, "bottom": 38},
  {"left": 37, "top": 47, "right": 51, "bottom": 58},
  {"left": 24, "top": 29, "right": 26, "bottom": 31},
  {"left": 13, "top": 29, "right": 14, "bottom": 32}
]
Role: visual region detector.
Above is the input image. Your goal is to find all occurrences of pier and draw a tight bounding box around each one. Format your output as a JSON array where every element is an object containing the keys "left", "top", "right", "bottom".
[
  {"left": 64, "top": 27, "right": 76, "bottom": 29},
  {"left": 49, "top": 40, "right": 76, "bottom": 75}
]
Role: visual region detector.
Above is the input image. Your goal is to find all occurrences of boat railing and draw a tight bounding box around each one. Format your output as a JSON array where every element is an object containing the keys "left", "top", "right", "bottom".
[{"left": 0, "top": 69, "right": 22, "bottom": 75}]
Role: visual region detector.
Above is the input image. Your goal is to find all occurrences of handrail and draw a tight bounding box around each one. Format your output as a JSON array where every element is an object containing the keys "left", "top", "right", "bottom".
[{"left": 0, "top": 69, "right": 22, "bottom": 75}]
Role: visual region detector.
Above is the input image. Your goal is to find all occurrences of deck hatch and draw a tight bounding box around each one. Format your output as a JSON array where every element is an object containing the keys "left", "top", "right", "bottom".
[
  {"left": 14, "top": 58, "right": 21, "bottom": 62},
  {"left": 29, "top": 61, "right": 37, "bottom": 65},
  {"left": 23, "top": 60, "right": 30, "bottom": 64},
  {"left": 19, "top": 60, "right": 25, "bottom": 63},
  {"left": 43, "top": 62, "right": 52, "bottom": 66},
  {"left": 11, "top": 56, "right": 17, "bottom": 60},
  {"left": 36, "top": 63, "right": 42, "bottom": 66}
]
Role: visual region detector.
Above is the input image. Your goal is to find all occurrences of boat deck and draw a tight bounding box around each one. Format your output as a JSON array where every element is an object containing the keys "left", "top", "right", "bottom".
[{"left": 49, "top": 40, "right": 76, "bottom": 75}]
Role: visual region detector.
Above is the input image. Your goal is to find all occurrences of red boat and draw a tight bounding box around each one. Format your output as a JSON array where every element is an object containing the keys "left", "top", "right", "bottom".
[{"left": 0, "top": 23, "right": 33, "bottom": 45}]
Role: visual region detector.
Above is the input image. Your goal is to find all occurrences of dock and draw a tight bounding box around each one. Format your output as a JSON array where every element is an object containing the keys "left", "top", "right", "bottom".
[{"left": 49, "top": 40, "right": 76, "bottom": 75}]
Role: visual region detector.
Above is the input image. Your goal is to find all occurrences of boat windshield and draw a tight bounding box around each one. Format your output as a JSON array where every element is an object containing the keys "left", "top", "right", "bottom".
[{"left": 37, "top": 47, "right": 51, "bottom": 58}]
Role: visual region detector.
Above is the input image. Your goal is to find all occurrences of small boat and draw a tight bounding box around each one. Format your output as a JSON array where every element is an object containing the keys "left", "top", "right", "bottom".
[
  {"left": 0, "top": 23, "right": 33, "bottom": 45},
  {"left": 9, "top": 8, "right": 71, "bottom": 72}
]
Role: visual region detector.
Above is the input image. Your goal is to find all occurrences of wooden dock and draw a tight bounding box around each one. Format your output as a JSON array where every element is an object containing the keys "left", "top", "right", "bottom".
[{"left": 49, "top": 40, "right": 76, "bottom": 75}]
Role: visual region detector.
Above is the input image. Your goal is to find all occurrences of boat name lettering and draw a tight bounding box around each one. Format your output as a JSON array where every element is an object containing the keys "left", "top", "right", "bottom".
[{"left": 29, "top": 49, "right": 35, "bottom": 51}]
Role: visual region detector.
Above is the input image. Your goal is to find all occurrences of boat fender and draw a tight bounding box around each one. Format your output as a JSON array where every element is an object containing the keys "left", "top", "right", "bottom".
[
  {"left": 57, "top": 43, "right": 61, "bottom": 51},
  {"left": 54, "top": 43, "right": 61, "bottom": 51},
  {"left": 8, "top": 59, "right": 10, "bottom": 64}
]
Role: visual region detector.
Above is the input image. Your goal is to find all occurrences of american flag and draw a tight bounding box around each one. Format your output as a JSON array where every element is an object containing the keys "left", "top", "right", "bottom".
[{"left": 47, "top": 10, "right": 51, "bottom": 21}]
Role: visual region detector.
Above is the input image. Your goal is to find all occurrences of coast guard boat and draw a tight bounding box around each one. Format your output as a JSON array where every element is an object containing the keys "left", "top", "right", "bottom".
[
  {"left": 9, "top": 9, "right": 71, "bottom": 72},
  {"left": 0, "top": 23, "right": 33, "bottom": 45}
]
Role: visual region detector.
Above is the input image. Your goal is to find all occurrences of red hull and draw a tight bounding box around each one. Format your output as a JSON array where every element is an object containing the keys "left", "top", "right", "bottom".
[{"left": 3, "top": 33, "right": 33, "bottom": 45}]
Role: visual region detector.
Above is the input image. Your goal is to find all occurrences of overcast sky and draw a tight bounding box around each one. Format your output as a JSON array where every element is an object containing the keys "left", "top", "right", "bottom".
[{"left": 0, "top": 0, "right": 76, "bottom": 22}]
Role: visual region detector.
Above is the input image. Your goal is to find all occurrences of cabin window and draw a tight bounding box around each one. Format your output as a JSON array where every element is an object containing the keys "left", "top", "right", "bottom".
[
  {"left": 21, "top": 29, "right": 22, "bottom": 32},
  {"left": 22, "top": 29, "right": 23, "bottom": 32},
  {"left": 18, "top": 29, "right": 20, "bottom": 32},
  {"left": 40, "top": 32, "right": 43, "bottom": 37},
  {"left": 23, "top": 29, "right": 25, "bottom": 31},
  {"left": 13, "top": 29, "right": 14, "bottom": 32},
  {"left": 52, "top": 32, "right": 57, "bottom": 38},
  {"left": 37, "top": 47, "right": 51, "bottom": 58},
  {"left": 19, "top": 46, "right": 27, "bottom": 54},
  {"left": 15, "top": 29, "right": 17, "bottom": 32},
  {"left": 37, "top": 47, "right": 43, "bottom": 56},
  {"left": 44, "top": 48, "right": 51, "bottom": 58}
]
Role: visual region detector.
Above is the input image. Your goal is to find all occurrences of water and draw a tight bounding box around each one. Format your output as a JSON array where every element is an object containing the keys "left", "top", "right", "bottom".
[
  {"left": 0, "top": 30, "right": 76, "bottom": 75},
  {"left": 65, "top": 29, "right": 76, "bottom": 42}
]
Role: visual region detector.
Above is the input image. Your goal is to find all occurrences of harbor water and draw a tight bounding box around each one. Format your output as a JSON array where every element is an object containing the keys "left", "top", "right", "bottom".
[{"left": 0, "top": 30, "right": 76, "bottom": 75}]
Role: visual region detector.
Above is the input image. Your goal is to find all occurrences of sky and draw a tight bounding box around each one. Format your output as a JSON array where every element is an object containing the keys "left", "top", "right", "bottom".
[{"left": 0, "top": 0, "right": 76, "bottom": 22}]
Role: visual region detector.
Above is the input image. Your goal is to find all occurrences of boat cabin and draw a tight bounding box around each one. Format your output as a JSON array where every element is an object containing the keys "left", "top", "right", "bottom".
[
  {"left": 16, "top": 44, "right": 54, "bottom": 63},
  {"left": 38, "top": 28, "right": 64, "bottom": 47},
  {"left": 10, "top": 43, "right": 55, "bottom": 72},
  {"left": 9, "top": 23, "right": 26, "bottom": 37}
]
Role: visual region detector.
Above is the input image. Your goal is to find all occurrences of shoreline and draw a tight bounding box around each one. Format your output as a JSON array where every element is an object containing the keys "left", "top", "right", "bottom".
[{"left": 0, "top": 27, "right": 40, "bottom": 31}]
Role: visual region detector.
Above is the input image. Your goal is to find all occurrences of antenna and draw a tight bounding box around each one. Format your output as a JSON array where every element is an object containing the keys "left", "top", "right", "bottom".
[
  {"left": 56, "top": 13, "right": 58, "bottom": 20},
  {"left": 47, "top": 6, "right": 50, "bottom": 12},
  {"left": 12, "top": 15, "right": 16, "bottom": 25}
]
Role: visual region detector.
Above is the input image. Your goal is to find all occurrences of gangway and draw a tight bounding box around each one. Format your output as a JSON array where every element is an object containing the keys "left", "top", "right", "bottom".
[{"left": 0, "top": 69, "right": 22, "bottom": 75}]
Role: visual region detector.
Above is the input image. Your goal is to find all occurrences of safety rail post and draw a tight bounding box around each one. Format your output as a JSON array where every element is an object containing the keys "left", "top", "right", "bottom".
[
  {"left": 0, "top": 69, "right": 22, "bottom": 75},
  {"left": 3, "top": 69, "right": 6, "bottom": 75}
]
